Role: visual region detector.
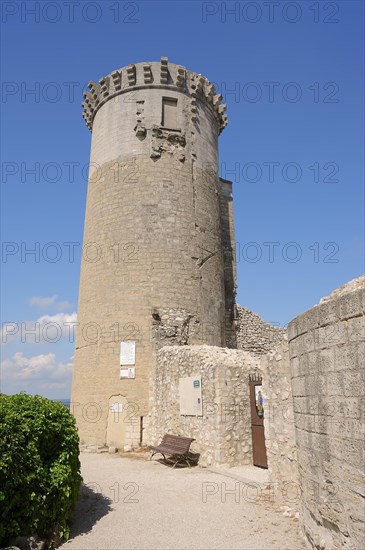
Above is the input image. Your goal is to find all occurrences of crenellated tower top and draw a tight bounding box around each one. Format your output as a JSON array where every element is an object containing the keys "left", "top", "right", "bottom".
[{"left": 82, "top": 57, "right": 228, "bottom": 135}]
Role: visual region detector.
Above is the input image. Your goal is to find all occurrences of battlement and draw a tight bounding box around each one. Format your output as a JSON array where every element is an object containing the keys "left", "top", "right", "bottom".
[{"left": 81, "top": 57, "right": 228, "bottom": 135}]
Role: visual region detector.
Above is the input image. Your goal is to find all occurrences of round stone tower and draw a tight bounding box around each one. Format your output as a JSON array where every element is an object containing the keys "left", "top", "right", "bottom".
[{"left": 72, "top": 58, "right": 231, "bottom": 448}]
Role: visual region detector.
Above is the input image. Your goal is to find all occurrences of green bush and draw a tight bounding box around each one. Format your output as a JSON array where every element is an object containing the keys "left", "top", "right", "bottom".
[{"left": 0, "top": 393, "right": 82, "bottom": 546}]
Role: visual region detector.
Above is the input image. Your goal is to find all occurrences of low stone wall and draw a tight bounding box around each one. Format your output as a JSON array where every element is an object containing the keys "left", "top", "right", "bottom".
[
  {"left": 288, "top": 277, "right": 365, "bottom": 549},
  {"left": 236, "top": 305, "right": 286, "bottom": 355},
  {"left": 147, "top": 345, "right": 260, "bottom": 467},
  {"left": 261, "top": 339, "right": 300, "bottom": 510}
]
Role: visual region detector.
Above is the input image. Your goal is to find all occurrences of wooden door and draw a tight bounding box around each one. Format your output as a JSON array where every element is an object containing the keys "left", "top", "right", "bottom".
[{"left": 249, "top": 374, "right": 268, "bottom": 469}]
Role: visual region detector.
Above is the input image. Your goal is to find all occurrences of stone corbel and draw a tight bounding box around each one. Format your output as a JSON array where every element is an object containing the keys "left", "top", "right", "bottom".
[
  {"left": 111, "top": 70, "right": 122, "bottom": 91},
  {"left": 176, "top": 67, "right": 186, "bottom": 88},
  {"left": 160, "top": 57, "right": 169, "bottom": 84},
  {"left": 127, "top": 64, "right": 136, "bottom": 86},
  {"left": 143, "top": 64, "right": 153, "bottom": 84}
]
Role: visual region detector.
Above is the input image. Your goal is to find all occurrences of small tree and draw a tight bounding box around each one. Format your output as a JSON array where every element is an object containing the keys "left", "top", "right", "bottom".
[{"left": 0, "top": 393, "right": 82, "bottom": 546}]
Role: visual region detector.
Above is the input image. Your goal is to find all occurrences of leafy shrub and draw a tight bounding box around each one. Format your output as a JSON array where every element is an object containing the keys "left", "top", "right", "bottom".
[{"left": 0, "top": 393, "right": 82, "bottom": 546}]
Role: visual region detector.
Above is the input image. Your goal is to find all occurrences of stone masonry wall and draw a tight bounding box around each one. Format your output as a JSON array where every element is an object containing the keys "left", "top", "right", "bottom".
[
  {"left": 261, "top": 339, "right": 299, "bottom": 505},
  {"left": 236, "top": 305, "right": 286, "bottom": 354},
  {"left": 288, "top": 276, "right": 365, "bottom": 549},
  {"left": 72, "top": 60, "right": 230, "bottom": 448},
  {"left": 146, "top": 345, "right": 260, "bottom": 467}
]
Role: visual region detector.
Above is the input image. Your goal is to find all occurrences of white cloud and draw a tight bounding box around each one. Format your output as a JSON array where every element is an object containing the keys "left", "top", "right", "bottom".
[
  {"left": 28, "top": 295, "right": 73, "bottom": 311},
  {"left": 1, "top": 352, "right": 73, "bottom": 393},
  {"left": 1, "top": 351, "right": 72, "bottom": 378},
  {"left": 1, "top": 312, "right": 78, "bottom": 345}
]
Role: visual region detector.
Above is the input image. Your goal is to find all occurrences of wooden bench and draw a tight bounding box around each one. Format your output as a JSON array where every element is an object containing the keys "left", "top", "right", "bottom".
[{"left": 148, "top": 434, "right": 196, "bottom": 468}]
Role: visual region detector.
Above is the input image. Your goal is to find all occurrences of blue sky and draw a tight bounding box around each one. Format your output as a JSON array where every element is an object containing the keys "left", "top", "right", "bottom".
[{"left": 1, "top": 0, "right": 364, "bottom": 399}]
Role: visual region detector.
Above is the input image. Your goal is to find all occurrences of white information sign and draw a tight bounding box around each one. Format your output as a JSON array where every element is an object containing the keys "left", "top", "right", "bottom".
[
  {"left": 120, "top": 367, "right": 136, "bottom": 379},
  {"left": 179, "top": 375, "right": 202, "bottom": 416},
  {"left": 120, "top": 341, "right": 136, "bottom": 366}
]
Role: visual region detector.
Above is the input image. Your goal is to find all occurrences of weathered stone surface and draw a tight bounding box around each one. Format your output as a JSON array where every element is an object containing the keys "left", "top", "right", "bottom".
[
  {"left": 82, "top": 59, "right": 227, "bottom": 135},
  {"left": 72, "top": 58, "right": 234, "bottom": 449},
  {"left": 319, "top": 274, "right": 364, "bottom": 304},
  {"left": 288, "top": 282, "right": 365, "bottom": 549},
  {"left": 261, "top": 340, "right": 299, "bottom": 494},
  {"left": 235, "top": 305, "right": 287, "bottom": 355},
  {"left": 146, "top": 345, "right": 261, "bottom": 467}
]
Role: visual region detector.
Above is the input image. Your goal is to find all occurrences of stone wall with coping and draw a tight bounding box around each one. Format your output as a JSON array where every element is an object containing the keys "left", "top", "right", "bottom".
[
  {"left": 146, "top": 345, "right": 261, "bottom": 467},
  {"left": 288, "top": 276, "right": 365, "bottom": 549}
]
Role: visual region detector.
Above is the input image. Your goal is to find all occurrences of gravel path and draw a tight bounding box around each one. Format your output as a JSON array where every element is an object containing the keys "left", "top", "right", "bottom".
[{"left": 61, "top": 453, "right": 306, "bottom": 550}]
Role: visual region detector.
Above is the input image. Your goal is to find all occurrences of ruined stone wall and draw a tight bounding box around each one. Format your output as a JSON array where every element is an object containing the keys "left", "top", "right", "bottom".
[
  {"left": 236, "top": 305, "right": 286, "bottom": 354},
  {"left": 72, "top": 59, "right": 230, "bottom": 447},
  {"left": 288, "top": 277, "right": 365, "bottom": 549},
  {"left": 261, "top": 340, "right": 299, "bottom": 500},
  {"left": 147, "top": 345, "right": 260, "bottom": 467}
]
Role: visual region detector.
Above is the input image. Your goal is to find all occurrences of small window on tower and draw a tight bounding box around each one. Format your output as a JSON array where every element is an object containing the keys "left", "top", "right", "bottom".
[{"left": 162, "top": 98, "right": 178, "bottom": 129}]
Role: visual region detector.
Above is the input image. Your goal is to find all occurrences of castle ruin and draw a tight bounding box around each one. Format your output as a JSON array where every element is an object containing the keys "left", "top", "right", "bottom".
[{"left": 72, "top": 58, "right": 364, "bottom": 550}]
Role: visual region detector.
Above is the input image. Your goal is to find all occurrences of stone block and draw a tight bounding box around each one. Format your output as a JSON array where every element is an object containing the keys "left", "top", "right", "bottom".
[
  {"left": 318, "top": 347, "right": 335, "bottom": 374},
  {"left": 302, "top": 330, "right": 316, "bottom": 353},
  {"left": 289, "top": 337, "right": 301, "bottom": 358},
  {"left": 318, "top": 300, "right": 338, "bottom": 326},
  {"left": 291, "top": 375, "right": 306, "bottom": 397},
  {"left": 337, "top": 288, "right": 364, "bottom": 320},
  {"left": 347, "top": 316, "right": 365, "bottom": 342},
  {"left": 318, "top": 322, "right": 347, "bottom": 348},
  {"left": 334, "top": 343, "right": 359, "bottom": 372},
  {"left": 295, "top": 311, "right": 310, "bottom": 337},
  {"left": 342, "top": 369, "right": 365, "bottom": 396}
]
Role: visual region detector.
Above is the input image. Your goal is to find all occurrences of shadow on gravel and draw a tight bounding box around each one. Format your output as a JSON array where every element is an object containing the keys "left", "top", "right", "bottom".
[
  {"left": 63, "top": 483, "right": 113, "bottom": 543},
  {"left": 154, "top": 452, "right": 200, "bottom": 468}
]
